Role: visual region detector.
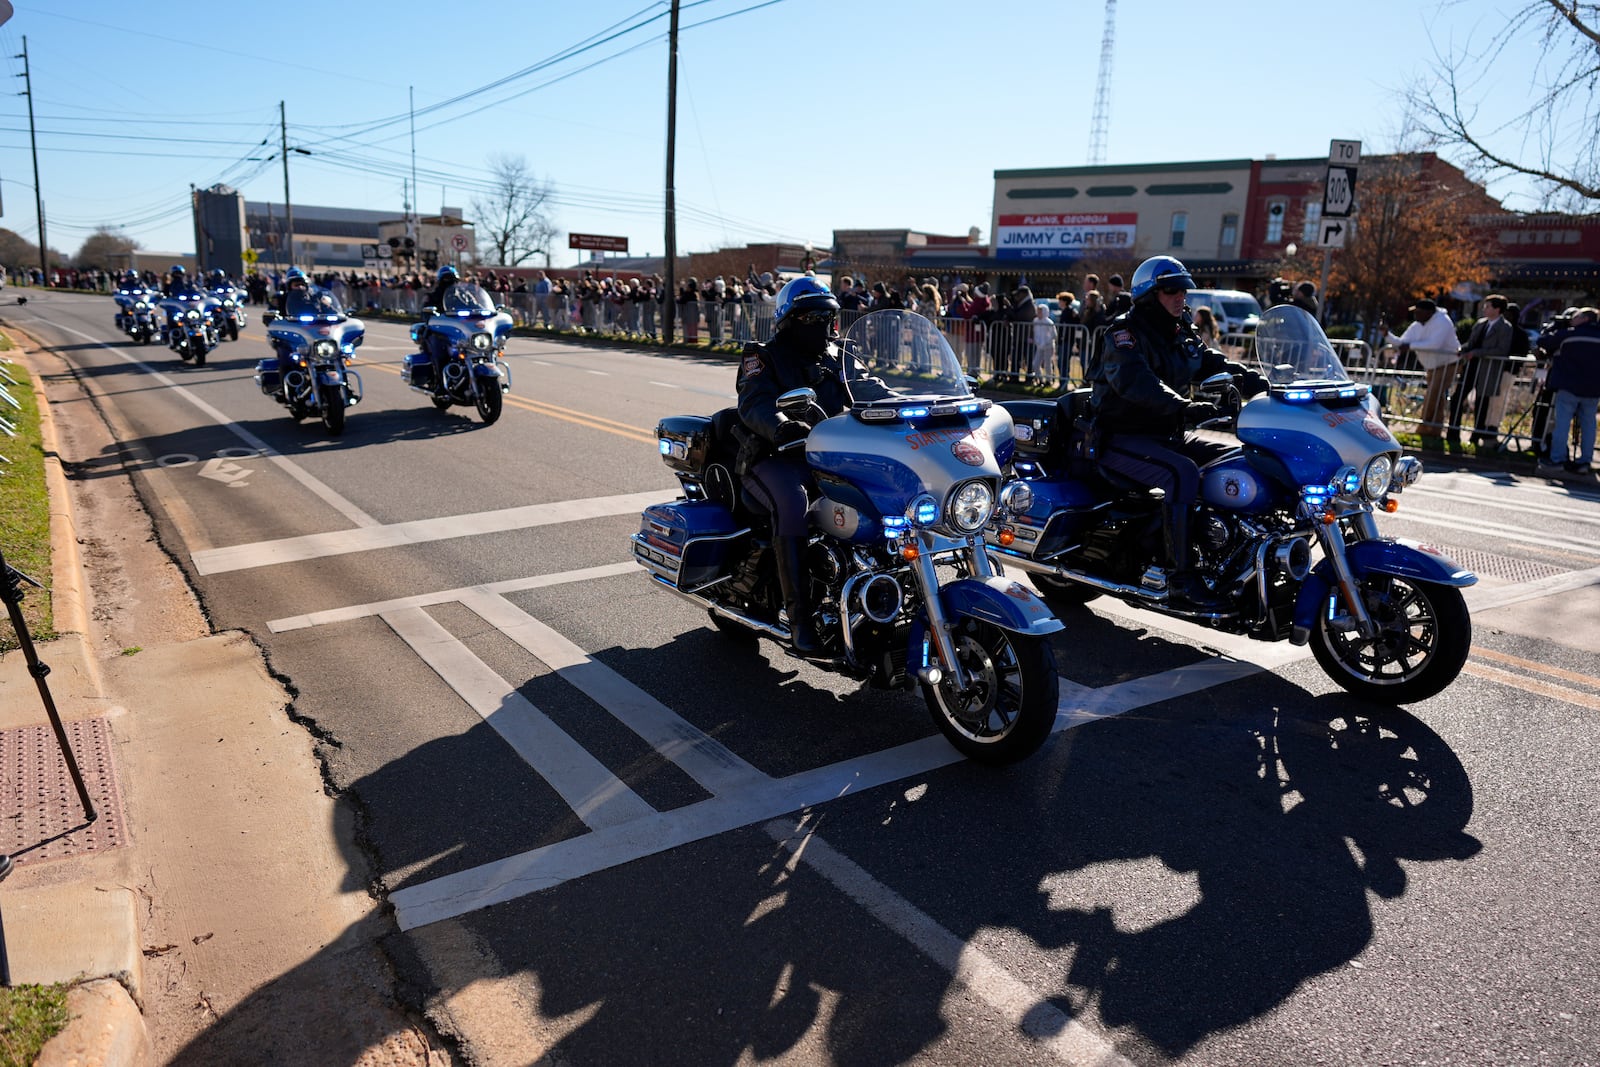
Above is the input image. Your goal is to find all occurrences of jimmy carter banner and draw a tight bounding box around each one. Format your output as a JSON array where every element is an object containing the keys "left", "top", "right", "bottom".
[{"left": 994, "top": 213, "right": 1138, "bottom": 260}]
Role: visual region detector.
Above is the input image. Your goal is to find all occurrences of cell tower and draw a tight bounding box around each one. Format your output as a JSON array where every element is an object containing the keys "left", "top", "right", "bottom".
[{"left": 1087, "top": 0, "right": 1115, "bottom": 164}]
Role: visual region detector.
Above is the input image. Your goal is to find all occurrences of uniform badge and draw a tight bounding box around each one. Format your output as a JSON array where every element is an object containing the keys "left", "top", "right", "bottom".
[
  {"left": 1112, "top": 329, "right": 1135, "bottom": 347},
  {"left": 740, "top": 354, "right": 763, "bottom": 377}
]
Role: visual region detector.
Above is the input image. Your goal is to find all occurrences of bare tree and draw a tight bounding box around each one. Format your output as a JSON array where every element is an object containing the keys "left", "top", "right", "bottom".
[
  {"left": 471, "top": 155, "right": 559, "bottom": 267},
  {"left": 74, "top": 226, "right": 139, "bottom": 269},
  {"left": 1411, "top": 1, "right": 1600, "bottom": 203}
]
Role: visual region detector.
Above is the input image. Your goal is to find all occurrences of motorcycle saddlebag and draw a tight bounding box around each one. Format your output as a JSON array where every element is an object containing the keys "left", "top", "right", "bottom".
[
  {"left": 633, "top": 499, "right": 744, "bottom": 590},
  {"left": 253, "top": 358, "right": 281, "bottom": 395},
  {"left": 401, "top": 352, "right": 434, "bottom": 388},
  {"left": 657, "top": 415, "right": 713, "bottom": 473}
]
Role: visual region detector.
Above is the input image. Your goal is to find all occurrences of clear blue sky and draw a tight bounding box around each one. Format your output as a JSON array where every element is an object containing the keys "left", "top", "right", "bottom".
[{"left": 0, "top": 1, "right": 1554, "bottom": 266}]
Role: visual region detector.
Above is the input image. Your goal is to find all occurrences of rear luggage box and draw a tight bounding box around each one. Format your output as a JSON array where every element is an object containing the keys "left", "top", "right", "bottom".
[
  {"left": 657, "top": 415, "right": 713, "bottom": 474},
  {"left": 631, "top": 499, "right": 746, "bottom": 590}
]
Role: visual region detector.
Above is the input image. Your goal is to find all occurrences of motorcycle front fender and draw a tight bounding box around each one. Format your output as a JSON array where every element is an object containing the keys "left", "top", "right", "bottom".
[
  {"left": 470, "top": 360, "right": 503, "bottom": 381},
  {"left": 1291, "top": 537, "right": 1476, "bottom": 634},
  {"left": 314, "top": 367, "right": 344, "bottom": 387},
  {"left": 936, "top": 576, "right": 1064, "bottom": 636}
]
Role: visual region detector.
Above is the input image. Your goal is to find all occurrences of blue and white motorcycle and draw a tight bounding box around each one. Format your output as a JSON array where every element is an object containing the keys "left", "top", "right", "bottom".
[
  {"left": 207, "top": 281, "right": 247, "bottom": 341},
  {"left": 113, "top": 282, "right": 160, "bottom": 345},
  {"left": 632, "top": 309, "right": 1063, "bottom": 764},
  {"left": 158, "top": 290, "right": 220, "bottom": 364},
  {"left": 403, "top": 282, "right": 513, "bottom": 424},
  {"left": 988, "top": 304, "right": 1475, "bottom": 704},
  {"left": 257, "top": 285, "right": 364, "bottom": 435}
]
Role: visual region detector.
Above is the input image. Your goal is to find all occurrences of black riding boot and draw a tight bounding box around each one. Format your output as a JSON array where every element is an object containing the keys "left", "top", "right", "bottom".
[{"left": 773, "top": 535, "right": 825, "bottom": 657}]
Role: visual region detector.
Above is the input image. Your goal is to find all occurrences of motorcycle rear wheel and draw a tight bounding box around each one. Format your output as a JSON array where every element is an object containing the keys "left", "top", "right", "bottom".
[
  {"left": 319, "top": 384, "right": 346, "bottom": 436},
  {"left": 475, "top": 383, "right": 504, "bottom": 425},
  {"left": 923, "top": 618, "right": 1058, "bottom": 765},
  {"left": 1310, "top": 575, "right": 1470, "bottom": 705}
]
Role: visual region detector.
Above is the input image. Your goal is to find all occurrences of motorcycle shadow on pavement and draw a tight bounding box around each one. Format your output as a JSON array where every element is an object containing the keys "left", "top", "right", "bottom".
[{"left": 815, "top": 676, "right": 1482, "bottom": 1059}]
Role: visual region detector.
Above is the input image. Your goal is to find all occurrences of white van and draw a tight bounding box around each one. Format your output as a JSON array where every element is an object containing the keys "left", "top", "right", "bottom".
[{"left": 1185, "top": 289, "right": 1262, "bottom": 335}]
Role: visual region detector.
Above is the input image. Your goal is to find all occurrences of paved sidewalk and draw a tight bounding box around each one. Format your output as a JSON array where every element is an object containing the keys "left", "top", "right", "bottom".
[{"left": 1, "top": 328, "right": 451, "bottom": 1065}]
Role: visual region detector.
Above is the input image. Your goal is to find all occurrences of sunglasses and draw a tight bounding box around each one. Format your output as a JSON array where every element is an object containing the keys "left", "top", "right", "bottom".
[
  {"left": 792, "top": 310, "right": 836, "bottom": 326},
  {"left": 1157, "top": 285, "right": 1187, "bottom": 296}
]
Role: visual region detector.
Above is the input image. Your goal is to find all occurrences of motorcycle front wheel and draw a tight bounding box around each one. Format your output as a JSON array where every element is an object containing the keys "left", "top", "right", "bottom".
[
  {"left": 475, "top": 381, "right": 503, "bottom": 425},
  {"left": 922, "top": 617, "right": 1058, "bottom": 765},
  {"left": 1310, "top": 575, "right": 1471, "bottom": 705},
  {"left": 319, "top": 384, "right": 346, "bottom": 436}
]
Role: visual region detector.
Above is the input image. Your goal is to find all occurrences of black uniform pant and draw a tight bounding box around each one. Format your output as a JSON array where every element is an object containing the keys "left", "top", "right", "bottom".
[
  {"left": 743, "top": 454, "right": 812, "bottom": 538},
  {"left": 1098, "top": 432, "right": 1232, "bottom": 570},
  {"left": 1447, "top": 355, "right": 1507, "bottom": 442}
]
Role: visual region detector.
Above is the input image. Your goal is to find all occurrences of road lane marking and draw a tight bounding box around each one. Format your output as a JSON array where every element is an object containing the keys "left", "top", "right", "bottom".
[
  {"left": 1460, "top": 660, "right": 1600, "bottom": 712},
  {"left": 267, "top": 562, "right": 640, "bottom": 631},
  {"left": 767, "top": 816, "right": 1135, "bottom": 1067},
  {"left": 191, "top": 490, "right": 669, "bottom": 574},
  {"left": 35, "top": 322, "right": 381, "bottom": 529},
  {"left": 357, "top": 359, "right": 656, "bottom": 443},
  {"left": 459, "top": 590, "right": 767, "bottom": 795},
  {"left": 1384, "top": 509, "right": 1600, "bottom": 557},
  {"left": 382, "top": 605, "right": 655, "bottom": 830},
  {"left": 1408, "top": 484, "right": 1600, "bottom": 525},
  {"left": 1471, "top": 645, "right": 1600, "bottom": 691},
  {"left": 388, "top": 650, "right": 1281, "bottom": 930}
]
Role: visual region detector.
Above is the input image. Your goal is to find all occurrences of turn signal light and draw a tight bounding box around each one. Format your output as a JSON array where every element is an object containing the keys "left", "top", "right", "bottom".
[
  {"left": 1321, "top": 511, "right": 1337, "bottom": 525},
  {"left": 1383, "top": 499, "right": 1399, "bottom": 513},
  {"left": 901, "top": 544, "right": 920, "bottom": 561},
  {"left": 997, "top": 528, "right": 1016, "bottom": 547}
]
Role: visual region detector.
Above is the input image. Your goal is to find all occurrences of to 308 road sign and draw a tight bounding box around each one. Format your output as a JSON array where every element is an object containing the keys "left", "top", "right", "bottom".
[{"left": 1323, "top": 166, "right": 1357, "bottom": 218}]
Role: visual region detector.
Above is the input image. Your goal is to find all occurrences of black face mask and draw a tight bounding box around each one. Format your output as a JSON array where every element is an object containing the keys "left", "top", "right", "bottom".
[{"left": 790, "top": 321, "right": 832, "bottom": 351}]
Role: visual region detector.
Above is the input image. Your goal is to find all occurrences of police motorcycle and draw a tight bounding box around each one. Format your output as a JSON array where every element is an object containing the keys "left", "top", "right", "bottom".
[
  {"left": 112, "top": 278, "right": 160, "bottom": 345},
  {"left": 988, "top": 304, "right": 1475, "bottom": 705},
  {"left": 158, "top": 290, "right": 220, "bottom": 365},
  {"left": 402, "top": 282, "right": 513, "bottom": 424},
  {"left": 206, "top": 273, "right": 247, "bottom": 341},
  {"left": 257, "top": 284, "right": 364, "bottom": 435},
  {"left": 632, "top": 309, "right": 1064, "bottom": 764}
]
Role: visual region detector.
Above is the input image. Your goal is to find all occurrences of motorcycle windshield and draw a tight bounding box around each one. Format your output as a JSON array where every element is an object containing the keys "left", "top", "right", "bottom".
[
  {"left": 837, "top": 309, "right": 971, "bottom": 404},
  {"left": 285, "top": 287, "right": 345, "bottom": 322},
  {"left": 1250, "top": 305, "right": 1351, "bottom": 386},
  {"left": 441, "top": 283, "right": 497, "bottom": 317}
]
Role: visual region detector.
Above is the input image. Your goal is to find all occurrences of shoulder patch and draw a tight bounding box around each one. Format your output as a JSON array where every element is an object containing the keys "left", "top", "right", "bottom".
[
  {"left": 1111, "top": 329, "right": 1135, "bottom": 348},
  {"left": 740, "top": 353, "right": 763, "bottom": 377}
]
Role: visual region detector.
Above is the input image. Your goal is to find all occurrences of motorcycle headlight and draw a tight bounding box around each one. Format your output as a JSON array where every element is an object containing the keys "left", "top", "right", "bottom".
[
  {"left": 134, "top": 301, "right": 148, "bottom": 311},
  {"left": 947, "top": 480, "right": 995, "bottom": 534},
  {"left": 313, "top": 339, "right": 337, "bottom": 358},
  {"left": 1331, "top": 464, "right": 1361, "bottom": 497},
  {"left": 471, "top": 332, "right": 492, "bottom": 351},
  {"left": 1362, "top": 454, "right": 1395, "bottom": 499},
  {"left": 998, "top": 480, "right": 1033, "bottom": 516},
  {"left": 222, "top": 299, "right": 235, "bottom": 308},
  {"left": 185, "top": 309, "right": 201, "bottom": 320}
]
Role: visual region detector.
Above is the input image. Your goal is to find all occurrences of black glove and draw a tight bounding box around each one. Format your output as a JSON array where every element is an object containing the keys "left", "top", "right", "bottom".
[
  {"left": 1184, "top": 400, "right": 1221, "bottom": 427},
  {"left": 774, "top": 419, "right": 811, "bottom": 446}
]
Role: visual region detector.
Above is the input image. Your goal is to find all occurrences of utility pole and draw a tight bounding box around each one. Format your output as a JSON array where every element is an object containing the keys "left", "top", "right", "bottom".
[
  {"left": 16, "top": 36, "right": 46, "bottom": 280},
  {"left": 663, "top": 0, "right": 680, "bottom": 345},
  {"left": 280, "top": 101, "right": 295, "bottom": 268}
]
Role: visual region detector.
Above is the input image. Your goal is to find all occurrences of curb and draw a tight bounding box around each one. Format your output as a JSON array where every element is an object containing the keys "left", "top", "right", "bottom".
[{"left": 5, "top": 326, "right": 150, "bottom": 1067}]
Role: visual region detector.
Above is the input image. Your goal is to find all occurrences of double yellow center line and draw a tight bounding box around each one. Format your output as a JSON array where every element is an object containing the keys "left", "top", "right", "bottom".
[{"left": 354, "top": 358, "right": 657, "bottom": 444}]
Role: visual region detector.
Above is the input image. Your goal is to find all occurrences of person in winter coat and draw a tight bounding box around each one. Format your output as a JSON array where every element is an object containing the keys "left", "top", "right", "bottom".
[{"left": 1535, "top": 307, "right": 1600, "bottom": 478}]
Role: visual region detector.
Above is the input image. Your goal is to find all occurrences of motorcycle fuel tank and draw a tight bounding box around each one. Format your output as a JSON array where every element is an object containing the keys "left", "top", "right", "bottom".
[
  {"left": 1235, "top": 395, "right": 1399, "bottom": 487},
  {"left": 1200, "top": 454, "right": 1274, "bottom": 512},
  {"left": 806, "top": 405, "right": 1014, "bottom": 524}
]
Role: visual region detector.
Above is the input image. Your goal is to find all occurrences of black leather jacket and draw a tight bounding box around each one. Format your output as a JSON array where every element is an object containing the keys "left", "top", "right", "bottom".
[
  {"left": 1089, "top": 301, "right": 1263, "bottom": 437},
  {"left": 735, "top": 330, "right": 892, "bottom": 467}
]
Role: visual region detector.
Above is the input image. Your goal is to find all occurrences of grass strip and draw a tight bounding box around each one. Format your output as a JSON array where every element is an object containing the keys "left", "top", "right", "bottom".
[
  {"left": 0, "top": 333, "right": 55, "bottom": 650},
  {"left": 0, "top": 982, "right": 74, "bottom": 1066}
]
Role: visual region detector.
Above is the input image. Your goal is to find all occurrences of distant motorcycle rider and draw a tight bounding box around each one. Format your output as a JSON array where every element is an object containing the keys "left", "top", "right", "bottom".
[
  {"left": 734, "top": 277, "right": 871, "bottom": 656},
  {"left": 160, "top": 264, "right": 204, "bottom": 346},
  {"left": 270, "top": 268, "right": 312, "bottom": 371},
  {"left": 419, "top": 265, "right": 462, "bottom": 396},
  {"left": 1087, "top": 255, "right": 1267, "bottom": 608}
]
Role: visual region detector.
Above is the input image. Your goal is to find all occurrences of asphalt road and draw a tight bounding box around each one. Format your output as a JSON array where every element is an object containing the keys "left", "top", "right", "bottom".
[{"left": 13, "top": 288, "right": 1600, "bottom": 1067}]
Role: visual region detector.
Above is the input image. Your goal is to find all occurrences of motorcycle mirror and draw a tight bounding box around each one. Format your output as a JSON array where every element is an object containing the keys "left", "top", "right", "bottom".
[
  {"left": 776, "top": 387, "right": 818, "bottom": 418},
  {"left": 1199, "top": 372, "right": 1234, "bottom": 388},
  {"left": 422, "top": 306, "right": 438, "bottom": 316},
  {"left": 262, "top": 310, "right": 278, "bottom": 324}
]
